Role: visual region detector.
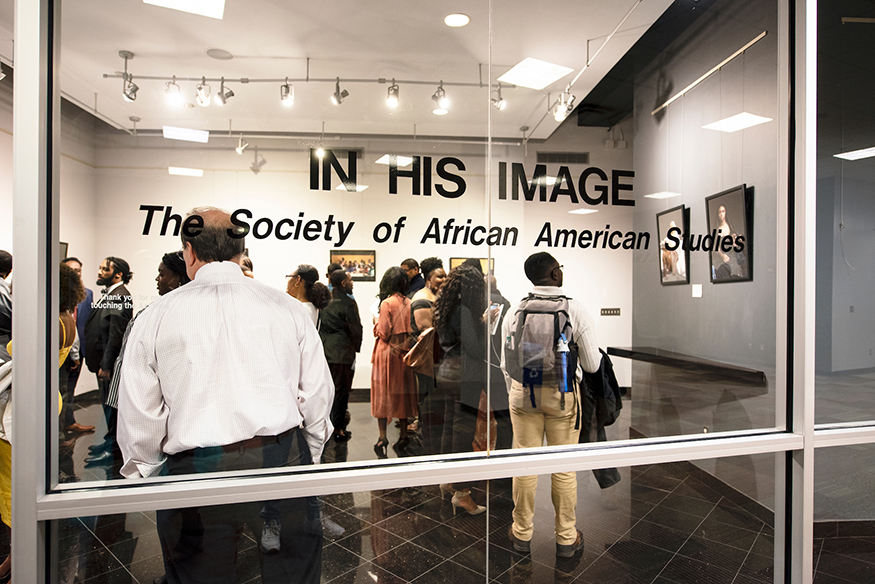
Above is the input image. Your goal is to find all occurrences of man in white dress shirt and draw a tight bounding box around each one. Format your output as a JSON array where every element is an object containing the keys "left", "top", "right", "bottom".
[{"left": 118, "top": 206, "right": 334, "bottom": 584}]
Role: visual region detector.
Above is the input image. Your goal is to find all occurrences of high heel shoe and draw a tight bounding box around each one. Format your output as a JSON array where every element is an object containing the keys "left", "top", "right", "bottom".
[
  {"left": 373, "top": 437, "right": 389, "bottom": 459},
  {"left": 392, "top": 436, "right": 410, "bottom": 455},
  {"left": 451, "top": 490, "right": 486, "bottom": 516},
  {"left": 439, "top": 484, "right": 456, "bottom": 499}
]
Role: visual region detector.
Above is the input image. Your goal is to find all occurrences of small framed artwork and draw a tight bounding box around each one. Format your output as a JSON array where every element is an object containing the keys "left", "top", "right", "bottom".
[
  {"left": 655, "top": 205, "right": 690, "bottom": 286},
  {"left": 330, "top": 250, "right": 376, "bottom": 282},
  {"left": 706, "top": 184, "right": 753, "bottom": 283},
  {"left": 59, "top": 242, "right": 69, "bottom": 260},
  {"left": 449, "top": 257, "right": 495, "bottom": 273}
]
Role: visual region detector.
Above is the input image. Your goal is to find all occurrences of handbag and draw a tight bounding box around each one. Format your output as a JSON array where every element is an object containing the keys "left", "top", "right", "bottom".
[
  {"left": 403, "top": 327, "right": 437, "bottom": 376},
  {"left": 472, "top": 389, "right": 497, "bottom": 452}
]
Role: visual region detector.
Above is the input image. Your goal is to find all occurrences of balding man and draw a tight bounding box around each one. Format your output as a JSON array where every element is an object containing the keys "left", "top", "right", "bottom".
[{"left": 118, "top": 207, "right": 334, "bottom": 583}]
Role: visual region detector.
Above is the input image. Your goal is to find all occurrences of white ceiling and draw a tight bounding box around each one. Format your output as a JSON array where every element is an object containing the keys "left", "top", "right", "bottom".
[{"left": 0, "top": 0, "right": 672, "bottom": 140}]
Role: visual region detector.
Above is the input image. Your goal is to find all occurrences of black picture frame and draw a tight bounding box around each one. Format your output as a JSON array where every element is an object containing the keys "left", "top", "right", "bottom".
[
  {"left": 656, "top": 205, "right": 690, "bottom": 286},
  {"left": 329, "top": 250, "right": 376, "bottom": 282},
  {"left": 705, "top": 184, "right": 753, "bottom": 283},
  {"left": 449, "top": 257, "right": 495, "bottom": 273}
]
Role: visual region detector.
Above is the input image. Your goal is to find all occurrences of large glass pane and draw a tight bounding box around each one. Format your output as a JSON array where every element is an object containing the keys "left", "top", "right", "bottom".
[
  {"left": 814, "top": 0, "right": 875, "bottom": 424},
  {"left": 47, "top": 456, "right": 775, "bottom": 582}
]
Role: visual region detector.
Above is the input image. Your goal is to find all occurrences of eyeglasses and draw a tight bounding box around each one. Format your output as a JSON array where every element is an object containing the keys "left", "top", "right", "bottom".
[{"left": 285, "top": 273, "right": 299, "bottom": 279}]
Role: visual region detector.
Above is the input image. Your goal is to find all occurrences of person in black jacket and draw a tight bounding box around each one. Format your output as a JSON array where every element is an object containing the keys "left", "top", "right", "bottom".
[
  {"left": 84, "top": 256, "right": 133, "bottom": 464},
  {"left": 319, "top": 269, "right": 363, "bottom": 441}
]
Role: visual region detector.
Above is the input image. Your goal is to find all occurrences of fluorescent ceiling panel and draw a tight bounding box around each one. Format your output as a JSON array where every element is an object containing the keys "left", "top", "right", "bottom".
[
  {"left": 163, "top": 126, "right": 210, "bottom": 143},
  {"left": 834, "top": 146, "right": 875, "bottom": 161},
  {"left": 335, "top": 184, "right": 369, "bottom": 192},
  {"left": 498, "top": 58, "right": 574, "bottom": 90},
  {"left": 568, "top": 209, "right": 598, "bottom": 215},
  {"left": 375, "top": 154, "right": 414, "bottom": 167},
  {"left": 143, "top": 0, "right": 225, "bottom": 19},
  {"left": 644, "top": 191, "right": 682, "bottom": 200},
  {"left": 702, "top": 112, "right": 772, "bottom": 133},
  {"left": 168, "top": 167, "right": 204, "bottom": 177}
]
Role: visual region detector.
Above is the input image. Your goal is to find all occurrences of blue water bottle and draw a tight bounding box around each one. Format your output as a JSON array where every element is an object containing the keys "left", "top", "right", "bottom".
[{"left": 557, "top": 333, "right": 570, "bottom": 410}]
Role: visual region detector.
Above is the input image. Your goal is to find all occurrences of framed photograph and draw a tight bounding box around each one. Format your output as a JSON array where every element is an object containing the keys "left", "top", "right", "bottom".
[
  {"left": 330, "top": 250, "right": 376, "bottom": 282},
  {"left": 655, "top": 205, "right": 690, "bottom": 286},
  {"left": 706, "top": 184, "right": 753, "bottom": 283},
  {"left": 59, "top": 242, "right": 69, "bottom": 260},
  {"left": 449, "top": 257, "right": 495, "bottom": 273}
]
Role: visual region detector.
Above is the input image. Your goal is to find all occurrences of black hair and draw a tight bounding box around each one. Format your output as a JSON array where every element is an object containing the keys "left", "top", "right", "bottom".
[
  {"left": 433, "top": 265, "right": 486, "bottom": 335},
  {"left": 161, "top": 252, "right": 191, "bottom": 285},
  {"left": 59, "top": 262, "right": 85, "bottom": 313},
  {"left": 419, "top": 257, "right": 444, "bottom": 280},
  {"left": 379, "top": 266, "right": 409, "bottom": 301},
  {"left": 62, "top": 256, "right": 82, "bottom": 267},
  {"left": 240, "top": 256, "right": 253, "bottom": 271},
  {"left": 180, "top": 207, "right": 246, "bottom": 264},
  {"left": 0, "top": 250, "right": 11, "bottom": 277},
  {"left": 326, "top": 262, "right": 342, "bottom": 275},
  {"left": 400, "top": 258, "right": 419, "bottom": 271},
  {"left": 329, "top": 269, "right": 348, "bottom": 289},
  {"left": 106, "top": 256, "right": 133, "bottom": 284},
  {"left": 460, "top": 258, "right": 484, "bottom": 273},
  {"left": 293, "top": 264, "right": 330, "bottom": 309},
  {"left": 524, "top": 252, "right": 558, "bottom": 284}
]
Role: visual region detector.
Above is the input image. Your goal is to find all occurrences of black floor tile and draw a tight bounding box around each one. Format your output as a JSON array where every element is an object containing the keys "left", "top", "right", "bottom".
[
  {"left": 376, "top": 509, "right": 442, "bottom": 540},
  {"left": 411, "top": 559, "right": 485, "bottom": 584},
  {"left": 707, "top": 499, "right": 768, "bottom": 533},
  {"left": 452, "top": 538, "right": 527, "bottom": 577},
  {"left": 657, "top": 553, "right": 738, "bottom": 583},
  {"left": 321, "top": 543, "right": 366, "bottom": 582},
  {"left": 575, "top": 554, "right": 653, "bottom": 584},
  {"left": 816, "top": 550, "right": 875, "bottom": 583},
  {"left": 693, "top": 515, "right": 760, "bottom": 550},
  {"left": 79, "top": 566, "right": 137, "bottom": 584},
  {"left": 370, "top": 541, "right": 443, "bottom": 581},
  {"left": 337, "top": 525, "right": 407, "bottom": 561},
  {"left": 410, "top": 523, "right": 479, "bottom": 557},
  {"left": 624, "top": 520, "right": 691, "bottom": 554},
  {"left": 655, "top": 492, "right": 717, "bottom": 519},
  {"left": 640, "top": 505, "right": 704, "bottom": 535},
  {"left": 329, "top": 561, "right": 407, "bottom": 584},
  {"left": 675, "top": 535, "right": 748, "bottom": 572},
  {"left": 820, "top": 536, "right": 875, "bottom": 564}
]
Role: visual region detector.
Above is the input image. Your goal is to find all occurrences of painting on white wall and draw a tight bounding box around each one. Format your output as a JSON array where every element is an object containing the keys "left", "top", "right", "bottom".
[
  {"left": 330, "top": 250, "right": 376, "bottom": 282},
  {"left": 656, "top": 205, "right": 690, "bottom": 286},
  {"left": 706, "top": 185, "right": 753, "bottom": 283}
]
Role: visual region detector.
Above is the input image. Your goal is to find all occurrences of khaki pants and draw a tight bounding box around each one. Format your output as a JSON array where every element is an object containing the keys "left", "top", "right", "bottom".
[{"left": 509, "top": 380, "right": 578, "bottom": 545}]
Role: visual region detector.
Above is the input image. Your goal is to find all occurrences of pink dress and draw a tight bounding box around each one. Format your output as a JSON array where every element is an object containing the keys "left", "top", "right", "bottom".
[{"left": 370, "top": 293, "right": 417, "bottom": 419}]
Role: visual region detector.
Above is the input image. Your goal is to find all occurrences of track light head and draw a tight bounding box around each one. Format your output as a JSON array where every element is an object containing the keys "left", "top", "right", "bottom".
[
  {"left": 0, "top": 66, "right": 6, "bottom": 82},
  {"left": 215, "top": 78, "right": 234, "bottom": 106},
  {"left": 553, "top": 88, "right": 576, "bottom": 122},
  {"left": 122, "top": 75, "right": 139, "bottom": 103},
  {"left": 236, "top": 136, "right": 249, "bottom": 155},
  {"left": 250, "top": 149, "right": 267, "bottom": 174},
  {"left": 196, "top": 77, "right": 211, "bottom": 107},
  {"left": 165, "top": 77, "right": 183, "bottom": 107},
  {"left": 387, "top": 80, "right": 399, "bottom": 108},
  {"left": 431, "top": 83, "right": 449, "bottom": 109},
  {"left": 280, "top": 78, "right": 294, "bottom": 106},
  {"left": 491, "top": 83, "right": 506, "bottom": 110},
  {"left": 332, "top": 78, "right": 349, "bottom": 105}
]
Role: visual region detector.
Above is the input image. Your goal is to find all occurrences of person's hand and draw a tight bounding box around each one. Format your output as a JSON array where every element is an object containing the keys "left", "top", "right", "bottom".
[
  {"left": 70, "top": 359, "right": 80, "bottom": 373},
  {"left": 97, "top": 368, "right": 110, "bottom": 381},
  {"left": 482, "top": 306, "right": 500, "bottom": 325}
]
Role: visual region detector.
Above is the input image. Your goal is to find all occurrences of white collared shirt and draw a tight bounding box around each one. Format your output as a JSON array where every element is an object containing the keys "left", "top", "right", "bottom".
[{"left": 117, "top": 261, "right": 334, "bottom": 478}]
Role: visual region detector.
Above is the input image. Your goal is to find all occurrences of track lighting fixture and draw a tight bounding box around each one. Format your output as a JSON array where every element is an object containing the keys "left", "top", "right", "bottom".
[
  {"left": 280, "top": 77, "right": 294, "bottom": 106},
  {"left": 165, "top": 76, "right": 183, "bottom": 107},
  {"left": 215, "top": 77, "right": 234, "bottom": 105},
  {"left": 432, "top": 83, "right": 449, "bottom": 115},
  {"left": 236, "top": 136, "right": 249, "bottom": 155},
  {"left": 386, "top": 80, "right": 399, "bottom": 108},
  {"left": 553, "top": 86, "right": 576, "bottom": 122},
  {"left": 119, "top": 50, "right": 139, "bottom": 103},
  {"left": 196, "top": 77, "right": 211, "bottom": 107},
  {"left": 491, "top": 83, "right": 506, "bottom": 110},
  {"left": 250, "top": 148, "right": 267, "bottom": 174},
  {"left": 331, "top": 78, "right": 349, "bottom": 105}
]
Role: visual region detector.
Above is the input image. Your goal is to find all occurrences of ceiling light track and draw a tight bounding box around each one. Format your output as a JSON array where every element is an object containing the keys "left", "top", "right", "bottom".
[
  {"left": 651, "top": 31, "right": 768, "bottom": 116},
  {"left": 101, "top": 73, "right": 513, "bottom": 89}
]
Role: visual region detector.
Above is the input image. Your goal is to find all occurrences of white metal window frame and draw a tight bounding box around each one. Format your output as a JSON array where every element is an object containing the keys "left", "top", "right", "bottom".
[{"left": 9, "top": 1, "right": 862, "bottom": 583}]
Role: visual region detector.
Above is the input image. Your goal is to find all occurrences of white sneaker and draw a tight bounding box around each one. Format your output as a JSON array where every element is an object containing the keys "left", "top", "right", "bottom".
[
  {"left": 322, "top": 515, "right": 346, "bottom": 540},
  {"left": 261, "top": 519, "right": 281, "bottom": 553}
]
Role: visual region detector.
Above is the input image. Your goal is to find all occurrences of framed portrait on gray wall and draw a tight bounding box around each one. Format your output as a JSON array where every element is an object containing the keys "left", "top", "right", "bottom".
[
  {"left": 706, "top": 184, "right": 753, "bottom": 283},
  {"left": 656, "top": 205, "right": 690, "bottom": 286}
]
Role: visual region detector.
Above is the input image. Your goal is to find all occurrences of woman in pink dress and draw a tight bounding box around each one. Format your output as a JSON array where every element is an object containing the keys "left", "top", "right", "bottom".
[{"left": 371, "top": 266, "right": 416, "bottom": 457}]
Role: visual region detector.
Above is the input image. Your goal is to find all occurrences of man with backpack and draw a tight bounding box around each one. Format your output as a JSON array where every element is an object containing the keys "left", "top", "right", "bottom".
[{"left": 501, "top": 252, "right": 602, "bottom": 558}]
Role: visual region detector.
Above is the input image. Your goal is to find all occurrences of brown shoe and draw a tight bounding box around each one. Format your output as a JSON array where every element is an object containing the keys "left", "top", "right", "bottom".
[{"left": 65, "top": 423, "right": 95, "bottom": 433}]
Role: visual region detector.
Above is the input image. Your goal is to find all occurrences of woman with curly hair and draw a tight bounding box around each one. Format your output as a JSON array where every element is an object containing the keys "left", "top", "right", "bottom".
[
  {"left": 287, "top": 264, "right": 331, "bottom": 326},
  {"left": 371, "top": 266, "right": 416, "bottom": 457},
  {"left": 432, "top": 264, "right": 489, "bottom": 515}
]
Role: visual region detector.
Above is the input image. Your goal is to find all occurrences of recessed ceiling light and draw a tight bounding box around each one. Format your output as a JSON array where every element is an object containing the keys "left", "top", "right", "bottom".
[
  {"left": 163, "top": 126, "right": 210, "bottom": 143},
  {"left": 702, "top": 112, "right": 772, "bottom": 133},
  {"left": 444, "top": 13, "right": 469, "bottom": 27},
  {"left": 143, "top": 0, "right": 225, "bottom": 19},
  {"left": 644, "top": 191, "right": 682, "bottom": 200},
  {"left": 433, "top": 108, "right": 448, "bottom": 116},
  {"left": 834, "top": 146, "right": 875, "bottom": 161},
  {"left": 498, "top": 57, "right": 573, "bottom": 90},
  {"left": 569, "top": 209, "right": 598, "bottom": 215},
  {"left": 335, "top": 184, "right": 369, "bottom": 192},
  {"left": 375, "top": 154, "right": 414, "bottom": 167},
  {"left": 168, "top": 166, "right": 204, "bottom": 177}
]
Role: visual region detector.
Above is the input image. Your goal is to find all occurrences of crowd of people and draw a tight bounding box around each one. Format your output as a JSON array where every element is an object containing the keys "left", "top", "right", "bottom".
[{"left": 0, "top": 206, "right": 613, "bottom": 582}]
